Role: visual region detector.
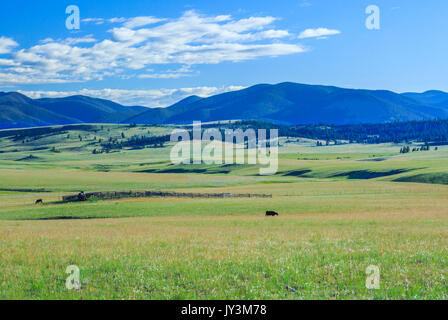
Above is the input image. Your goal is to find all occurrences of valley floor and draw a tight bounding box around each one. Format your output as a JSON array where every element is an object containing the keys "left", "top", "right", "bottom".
[{"left": 0, "top": 124, "right": 447, "bottom": 299}]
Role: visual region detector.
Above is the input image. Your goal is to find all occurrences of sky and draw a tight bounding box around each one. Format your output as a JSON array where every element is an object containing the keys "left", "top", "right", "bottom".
[{"left": 0, "top": 0, "right": 447, "bottom": 107}]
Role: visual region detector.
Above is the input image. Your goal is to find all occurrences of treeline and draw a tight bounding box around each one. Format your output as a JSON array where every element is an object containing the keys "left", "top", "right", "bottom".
[
  {"left": 216, "top": 120, "right": 448, "bottom": 144},
  {"left": 289, "top": 120, "right": 448, "bottom": 143},
  {"left": 100, "top": 134, "right": 171, "bottom": 151},
  {"left": 1, "top": 124, "right": 98, "bottom": 140},
  {"left": 5, "top": 119, "right": 448, "bottom": 148}
]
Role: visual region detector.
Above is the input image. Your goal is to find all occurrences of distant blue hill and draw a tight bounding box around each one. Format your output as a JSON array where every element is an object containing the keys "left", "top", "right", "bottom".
[
  {"left": 1, "top": 83, "right": 448, "bottom": 129},
  {"left": 402, "top": 90, "right": 448, "bottom": 109},
  {"left": 125, "top": 82, "right": 448, "bottom": 125},
  {"left": 0, "top": 92, "right": 146, "bottom": 129}
]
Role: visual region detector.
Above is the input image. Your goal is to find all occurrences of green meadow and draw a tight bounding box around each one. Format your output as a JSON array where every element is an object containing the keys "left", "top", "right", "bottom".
[{"left": 0, "top": 124, "right": 447, "bottom": 299}]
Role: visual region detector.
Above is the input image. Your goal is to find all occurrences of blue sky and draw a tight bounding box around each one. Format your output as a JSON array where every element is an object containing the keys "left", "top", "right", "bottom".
[{"left": 0, "top": 0, "right": 446, "bottom": 107}]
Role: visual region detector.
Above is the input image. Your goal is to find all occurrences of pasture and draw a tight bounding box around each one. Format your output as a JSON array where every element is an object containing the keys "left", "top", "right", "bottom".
[{"left": 0, "top": 124, "right": 447, "bottom": 299}]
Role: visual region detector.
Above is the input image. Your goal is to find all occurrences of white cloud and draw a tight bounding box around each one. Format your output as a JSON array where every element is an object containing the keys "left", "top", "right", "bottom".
[
  {"left": 0, "top": 58, "right": 17, "bottom": 66},
  {"left": 18, "top": 86, "right": 246, "bottom": 107},
  {"left": 63, "top": 35, "right": 97, "bottom": 45},
  {"left": 138, "top": 66, "right": 197, "bottom": 79},
  {"left": 81, "top": 18, "right": 105, "bottom": 25},
  {"left": 109, "top": 17, "right": 127, "bottom": 23},
  {"left": 0, "top": 11, "right": 304, "bottom": 85},
  {"left": 123, "top": 16, "right": 166, "bottom": 29},
  {"left": 298, "top": 28, "right": 340, "bottom": 39},
  {"left": 299, "top": 1, "right": 312, "bottom": 8},
  {"left": 0, "top": 37, "right": 18, "bottom": 54},
  {"left": 83, "top": 17, "right": 162, "bottom": 27},
  {"left": 41, "top": 35, "right": 97, "bottom": 45}
]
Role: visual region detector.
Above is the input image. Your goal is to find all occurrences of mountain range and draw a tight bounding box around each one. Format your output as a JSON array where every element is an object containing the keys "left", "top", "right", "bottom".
[{"left": 1, "top": 82, "right": 448, "bottom": 129}]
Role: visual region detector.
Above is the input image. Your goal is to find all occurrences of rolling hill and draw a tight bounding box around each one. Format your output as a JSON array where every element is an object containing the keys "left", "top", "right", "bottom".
[
  {"left": 34, "top": 95, "right": 146, "bottom": 123},
  {"left": 1, "top": 83, "right": 448, "bottom": 129},
  {"left": 402, "top": 90, "right": 448, "bottom": 109},
  {"left": 0, "top": 93, "right": 146, "bottom": 129},
  {"left": 124, "top": 83, "right": 448, "bottom": 125},
  {"left": 0, "top": 92, "right": 81, "bottom": 129}
]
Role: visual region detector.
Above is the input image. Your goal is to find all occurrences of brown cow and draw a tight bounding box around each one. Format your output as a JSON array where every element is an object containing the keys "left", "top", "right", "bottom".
[{"left": 35, "top": 199, "right": 43, "bottom": 205}]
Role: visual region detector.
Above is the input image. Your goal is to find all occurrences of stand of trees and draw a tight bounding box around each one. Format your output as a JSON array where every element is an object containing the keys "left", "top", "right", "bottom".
[
  {"left": 216, "top": 119, "right": 448, "bottom": 144},
  {"left": 100, "top": 134, "right": 171, "bottom": 151}
]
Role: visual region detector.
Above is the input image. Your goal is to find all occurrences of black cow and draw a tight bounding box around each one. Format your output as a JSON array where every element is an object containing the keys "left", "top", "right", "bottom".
[
  {"left": 35, "top": 199, "right": 43, "bottom": 205},
  {"left": 266, "top": 210, "right": 279, "bottom": 216}
]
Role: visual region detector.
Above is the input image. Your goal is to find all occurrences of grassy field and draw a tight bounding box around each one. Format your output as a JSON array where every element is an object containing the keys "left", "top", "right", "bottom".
[{"left": 0, "top": 124, "right": 447, "bottom": 299}]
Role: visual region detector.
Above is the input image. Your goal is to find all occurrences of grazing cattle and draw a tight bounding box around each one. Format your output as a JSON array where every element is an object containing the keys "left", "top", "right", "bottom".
[
  {"left": 266, "top": 210, "right": 279, "bottom": 216},
  {"left": 35, "top": 199, "right": 43, "bottom": 205}
]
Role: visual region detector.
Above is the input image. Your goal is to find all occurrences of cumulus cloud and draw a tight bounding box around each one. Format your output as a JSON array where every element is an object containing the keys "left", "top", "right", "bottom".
[
  {"left": 0, "top": 37, "right": 18, "bottom": 54},
  {"left": 18, "top": 86, "right": 246, "bottom": 107},
  {"left": 0, "top": 11, "right": 304, "bottom": 85},
  {"left": 298, "top": 27, "right": 340, "bottom": 39},
  {"left": 0, "top": 58, "right": 17, "bottom": 66}
]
